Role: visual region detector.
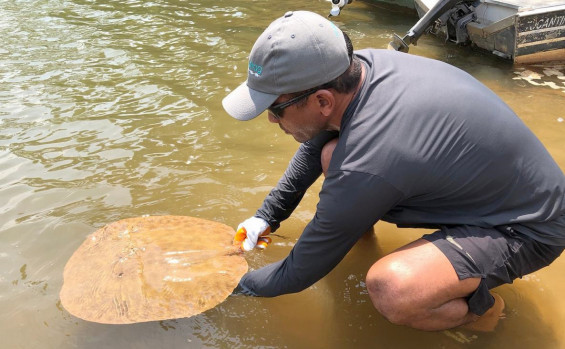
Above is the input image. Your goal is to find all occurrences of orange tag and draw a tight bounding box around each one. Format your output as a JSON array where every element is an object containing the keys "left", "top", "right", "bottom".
[
  {"left": 256, "top": 236, "right": 272, "bottom": 249},
  {"left": 234, "top": 227, "right": 247, "bottom": 243}
]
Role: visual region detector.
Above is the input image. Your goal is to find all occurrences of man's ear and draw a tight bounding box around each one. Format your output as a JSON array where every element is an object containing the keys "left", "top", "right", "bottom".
[{"left": 316, "top": 90, "right": 334, "bottom": 117}]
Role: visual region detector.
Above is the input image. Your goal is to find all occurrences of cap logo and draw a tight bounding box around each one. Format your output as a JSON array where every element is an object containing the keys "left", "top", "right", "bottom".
[
  {"left": 329, "top": 21, "right": 341, "bottom": 37},
  {"left": 249, "top": 61, "right": 263, "bottom": 77}
]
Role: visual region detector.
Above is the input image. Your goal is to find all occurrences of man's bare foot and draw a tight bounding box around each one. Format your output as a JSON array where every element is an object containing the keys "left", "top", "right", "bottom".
[{"left": 460, "top": 292, "right": 505, "bottom": 332}]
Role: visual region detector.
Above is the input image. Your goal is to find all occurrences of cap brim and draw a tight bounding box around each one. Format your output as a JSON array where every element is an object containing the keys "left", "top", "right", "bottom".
[{"left": 222, "top": 80, "right": 279, "bottom": 121}]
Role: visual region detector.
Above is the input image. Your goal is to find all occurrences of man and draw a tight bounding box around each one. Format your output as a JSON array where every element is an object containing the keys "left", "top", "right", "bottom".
[{"left": 222, "top": 11, "right": 565, "bottom": 331}]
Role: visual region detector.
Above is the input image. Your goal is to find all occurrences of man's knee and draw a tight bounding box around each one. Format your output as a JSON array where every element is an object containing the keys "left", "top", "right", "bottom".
[
  {"left": 321, "top": 138, "right": 338, "bottom": 176},
  {"left": 365, "top": 260, "right": 419, "bottom": 326}
]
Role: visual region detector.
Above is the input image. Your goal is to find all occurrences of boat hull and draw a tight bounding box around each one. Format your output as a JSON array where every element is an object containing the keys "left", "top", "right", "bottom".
[{"left": 364, "top": 0, "right": 565, "bottom": 63}]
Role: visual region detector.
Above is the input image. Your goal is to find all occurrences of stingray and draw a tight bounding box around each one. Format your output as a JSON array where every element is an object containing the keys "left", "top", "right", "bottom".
[{"left": 59, "top": 215, "right": 247, "bottom": 324}]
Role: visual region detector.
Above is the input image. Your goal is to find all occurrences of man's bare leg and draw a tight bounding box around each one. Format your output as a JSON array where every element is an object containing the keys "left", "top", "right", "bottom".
[
  {"left": 321, "top": 138, "right": 338, "bottom": 176},
  {"left": 365, "top": 239, "right": 503, "bottom": 331}
]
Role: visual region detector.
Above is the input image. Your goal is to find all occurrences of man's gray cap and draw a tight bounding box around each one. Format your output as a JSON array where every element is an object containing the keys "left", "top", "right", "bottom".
[{"left": 222, "top": 11, "right": 350, "bottom": 121}]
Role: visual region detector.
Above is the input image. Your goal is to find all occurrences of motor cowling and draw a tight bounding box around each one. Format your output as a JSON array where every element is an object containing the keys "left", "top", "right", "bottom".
[
  {"left": 435, "top": 2, "right": 476, "bottom": 44},
  {"left": 329, "top": 0, "right": 353, "bottom": 17}
]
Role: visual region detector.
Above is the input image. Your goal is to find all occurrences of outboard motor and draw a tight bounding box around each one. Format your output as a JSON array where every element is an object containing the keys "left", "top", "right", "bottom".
[
  {"left": 329, "top": 0, "right": 353, "bottom": 17},
  {"left": 388, "top": 0, "right": 475, "bottom": 52}
]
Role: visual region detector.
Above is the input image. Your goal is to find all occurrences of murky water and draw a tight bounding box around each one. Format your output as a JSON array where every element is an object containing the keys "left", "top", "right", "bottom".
[{"left": 1, "top": 0, "right": 564, "bottom": 348}]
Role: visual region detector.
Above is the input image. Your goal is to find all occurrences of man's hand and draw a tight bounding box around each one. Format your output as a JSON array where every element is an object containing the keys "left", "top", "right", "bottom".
[{"left": 234, "top": 216, "right": 271, "bottom": 251}]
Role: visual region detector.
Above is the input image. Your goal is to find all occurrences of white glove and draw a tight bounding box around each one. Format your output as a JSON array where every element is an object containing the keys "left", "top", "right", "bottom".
[{"left": 235, "top": 216, "right": 271, "bottom": 251}]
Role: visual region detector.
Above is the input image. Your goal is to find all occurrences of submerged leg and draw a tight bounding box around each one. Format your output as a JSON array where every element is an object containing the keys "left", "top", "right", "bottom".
[{"left": 461, "top": 292, "right": 505, "bottom": 332}]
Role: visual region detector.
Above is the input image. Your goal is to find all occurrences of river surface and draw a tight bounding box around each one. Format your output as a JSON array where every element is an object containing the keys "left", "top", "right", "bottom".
[{"left": 1, "top": 0, "right": 565, "bottom": 348}]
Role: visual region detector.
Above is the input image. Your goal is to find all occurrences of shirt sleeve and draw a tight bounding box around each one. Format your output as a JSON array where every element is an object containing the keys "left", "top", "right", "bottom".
[
  {"left": 239, "top": 170, "right": 404, "bottom": 296},
  {"left": 255, "top": 131, "right": 338, "bottom": 231}
]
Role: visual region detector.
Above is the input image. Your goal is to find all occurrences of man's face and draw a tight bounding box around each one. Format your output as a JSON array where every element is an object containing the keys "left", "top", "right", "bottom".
[{"left": 267, "top": 92, "right": 328, "bottom": 143}]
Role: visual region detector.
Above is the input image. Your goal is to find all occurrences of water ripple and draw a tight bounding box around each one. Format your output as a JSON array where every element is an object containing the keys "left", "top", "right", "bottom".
[{"left": 2, "top": 0, "right": 565, "bottom": 348}]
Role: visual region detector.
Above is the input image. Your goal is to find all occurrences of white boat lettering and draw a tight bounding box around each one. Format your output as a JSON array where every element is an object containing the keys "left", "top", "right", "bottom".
[{"left": 527, "top": 15, "right": 565, "bottom": 32}]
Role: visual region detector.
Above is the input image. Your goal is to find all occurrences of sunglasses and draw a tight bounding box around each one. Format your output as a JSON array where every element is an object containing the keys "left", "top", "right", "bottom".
[{"left": 268, "top": 89, "right": 317, "bottom": 119}]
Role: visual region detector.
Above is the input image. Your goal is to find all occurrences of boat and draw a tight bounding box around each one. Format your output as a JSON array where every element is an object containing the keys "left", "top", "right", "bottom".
[{"left": 329, "top": 0, "right": 565, "bottom": 63}]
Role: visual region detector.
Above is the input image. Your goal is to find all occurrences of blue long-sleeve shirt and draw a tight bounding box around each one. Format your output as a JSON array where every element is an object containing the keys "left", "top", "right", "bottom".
[{"left": 241, "top": 49, "right": 565, "bottom": 297}]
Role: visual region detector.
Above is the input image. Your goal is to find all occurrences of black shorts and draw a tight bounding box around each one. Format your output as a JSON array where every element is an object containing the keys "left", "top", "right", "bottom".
[{"left": 422, "top": 225, "right": 564, "bottom": 316}]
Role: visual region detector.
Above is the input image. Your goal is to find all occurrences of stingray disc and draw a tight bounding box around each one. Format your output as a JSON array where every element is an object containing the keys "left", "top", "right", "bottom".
[{"left": 60, "top": 215, "right": 247, "bottom": 324}]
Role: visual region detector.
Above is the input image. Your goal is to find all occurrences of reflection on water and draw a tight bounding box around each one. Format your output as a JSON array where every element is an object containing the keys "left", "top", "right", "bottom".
[
  {"left": 0, "top": 0, "right": 564, "bottom": 348},
  {"left": 513, "top": 63, "right": 565, "bottom": 93}
]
